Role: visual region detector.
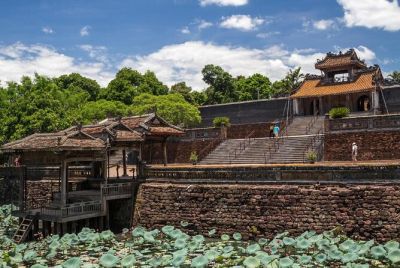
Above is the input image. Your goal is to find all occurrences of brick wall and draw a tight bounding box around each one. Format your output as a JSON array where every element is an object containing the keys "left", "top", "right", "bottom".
[
  {"left": 133, "top": 182, "right": 400, "bottom": 241},
  {"left": 324, "top": 130, "right": 400, "bottom": 161}
]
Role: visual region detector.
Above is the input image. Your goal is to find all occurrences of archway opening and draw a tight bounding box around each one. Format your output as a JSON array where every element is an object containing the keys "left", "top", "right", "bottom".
[{"left": 357, "top": 95, "right": 371, "bottom": 112}]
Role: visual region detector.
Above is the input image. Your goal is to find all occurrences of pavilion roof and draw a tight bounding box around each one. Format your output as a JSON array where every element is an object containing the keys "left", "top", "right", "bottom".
[
  {"left": 291, "top": 68, "right": 381, "bottom": 99},
  {"left": 315, "top": 49, "right": 366, "bottom": 70}
]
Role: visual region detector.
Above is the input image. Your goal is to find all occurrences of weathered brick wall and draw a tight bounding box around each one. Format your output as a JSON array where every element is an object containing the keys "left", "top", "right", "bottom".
[
  {"left": 325, "top": 131, "right": 400, "bottom": 161},
  {"left": 133, "top": 182, "right": 400, "bottom": 241}
]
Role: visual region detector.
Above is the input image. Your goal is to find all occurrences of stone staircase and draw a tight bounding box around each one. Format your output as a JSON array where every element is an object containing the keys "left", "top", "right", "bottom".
[{"left": 200, "top": 116, "right": 325, "bottom": 165}]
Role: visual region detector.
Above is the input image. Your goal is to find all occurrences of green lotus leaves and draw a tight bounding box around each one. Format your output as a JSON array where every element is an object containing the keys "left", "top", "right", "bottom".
[
  {"left": 315, "top": 253, "right": 327, "bottom": 263},
  {"left": 221, "top": 234, "right": 230, "bottom": 241},
  {"left": 246, "top": 243, "right": 261, "bottom": 255},
  {"left": 121, "top": 255, "right": 136, "bottom": 268},
  {"left": 148, "top": 256, "right": 162, "bottom": 267},
  {"left": 223, "top": 245, "right": 234, "bottom": 253},
  {"left": 172, "top": 254, "right": 186, "bottom": 267},
  {"left": 174, "top": 238, "right": 187, "bottom": 249},
  {"left": 192, "top": 234, "right": 205, "bottom": 244},
  {"left": 371, "top": 245, "right": 387, "bottom": 259},
  {"left": 173, "top": 248, "right": 188, "bottom": 258},
  {"left": 132, "top": 226, "right": 146, "bottom": 237},
  {"left": 180, "top": 221, "right": 189, "bottom": 227},
  {"left": 100, "top": 230, "right": 115, "bottom": 241},
  {"left": 188, "top": 241, "right": 200, "bottom": 251},
  {"left": 384, "top": 241, "right": 399, "bottom": 252},
  {"left": 328, "top": 249, "right": 343, "bottom": 260},
  {"left": 190, "top": 255, "right": 208, "bottom": 268},
  {"left": 233, "top": 232, "right": 242, "bottom": 241},
  {"left": 161, "top": 225, "right": 175, "bottom": 235},
  {"left": 342, "top": 252, "right": 359, "bottom": 263},
  {"left": 283, "top": 237, "right": 296, "bottom": 246},
  {"left": 243, "top": 256, "right": 261, "bottom": 268},
  {"left": 388, "top": 249, "right": 400, "bottom": 264},
  {"left": 143, "top": 231, "right": 156, "bottom": 243},
  {"left": 258, "top": 238, "right": 268, "bottom": 246},
  {"left": 169, "top": 229, "right": 183, "bottom": 239},
  {"left": 208, "top": 228, "right": 216, "bottom": 237},
  {"left": 340, "top": 239, "right": 356, "bottom": 252},
  {"left": 23, "top": 249, "right": 38, "bottom": 262},
  {"left": 296, "top": 238, "right": 311, "bottom": 250},
  {"left": 31, "top": 264, "right": 48, "bottom": 268},
  {"left": 99, "top": 254, "right": 119, "bottom": 268},
  {"left": 279, "top": 257, "right": 294, "bottom": 268},
  {"left": 298, "top": 254, "right": 312, "bottom": 264},
  {"left": 62, "top": 257, "right": 82, "bottom": 268},
  {"left": 49, "top": 240, "right": 61, "bottom": 249},
  {"left": 205, "top": 249, "right": 219, "bottom": 261}
]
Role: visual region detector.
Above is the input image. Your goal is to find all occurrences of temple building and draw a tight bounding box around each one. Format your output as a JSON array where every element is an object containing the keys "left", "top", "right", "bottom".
[{"left": 291, "top": 49, "right": 384, "bottom": 116}]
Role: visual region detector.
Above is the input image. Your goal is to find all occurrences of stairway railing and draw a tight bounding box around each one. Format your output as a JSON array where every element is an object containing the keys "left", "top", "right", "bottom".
[
  {"left": 305, "top": 115, "right": 318, "bottom": 135},
  {"left": 228, "top": 130, "right": 255, "bottom": 164},
  {"left": 303, "top": 128, "right": 324, "bottom": 163},
  {"left": 198, "top": 138, "right": 224, "bottom": 161}
]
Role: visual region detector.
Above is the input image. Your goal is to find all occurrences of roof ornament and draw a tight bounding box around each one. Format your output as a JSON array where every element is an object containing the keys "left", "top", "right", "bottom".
[
  {"left": 116, "top": 116, "right": 122, "bottom": 123},
  {"left": 76, "top": 122, "right": 83, "bottom": 132}
]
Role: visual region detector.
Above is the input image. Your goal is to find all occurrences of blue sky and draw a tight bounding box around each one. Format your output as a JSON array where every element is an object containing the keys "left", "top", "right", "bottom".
[{"left": 0, "top": 0, "right": 399, "bottom": 89}]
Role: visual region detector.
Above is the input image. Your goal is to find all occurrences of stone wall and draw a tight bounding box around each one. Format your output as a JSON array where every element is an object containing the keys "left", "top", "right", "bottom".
[
  {"left": 324, "top": 130, "right": 400, "bottom": 161},
  {"left": 133, "top": 182, "right": 400, "bottom": 241}
]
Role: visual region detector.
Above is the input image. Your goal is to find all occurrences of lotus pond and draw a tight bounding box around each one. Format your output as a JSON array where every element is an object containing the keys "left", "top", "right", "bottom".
[{"left": 0, "top": 205, "right": 400, "bottom": 267}]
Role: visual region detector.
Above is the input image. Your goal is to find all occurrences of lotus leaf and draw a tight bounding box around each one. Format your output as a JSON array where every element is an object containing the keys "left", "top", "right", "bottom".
[
  {"left": 99, "top": 254, "right": 119, "bottom": 268},
  {"left": 174, "top": 238, "right": 187, "bottom": 249},
  {"left": 283, "top": 237, "right": 295, "bottom": 246},
  {"left": 246, "top": 243, "right": 261, "bottom": 255},
  {"left": 143, "top": 232, "right": 156, "bottom": 243},
  {"left": 191, "top": 255, "right": 208, "bottom": 268},
  {"left": 148, "top": 257, "right": 162, "bottom": 267},
  {"left": 243, "top": 256, "right": 261, "bottom": 268},
  {"left": 82, "top": 264, "right": 99, "bottom": 268},
  {"left": 371, "top": 245, "right": 386, "bottom": 259},
  {"left": 208, "top": 229, "right": 216, "bottom": 236},
  {"left": 298, "top": 255, "right": 312, "bottom": 264},
  {"left": 100, "top": 230, "right": 115, "bottom": 241},
  {"left": 305, "top": 230, "right": 316, "bottom": 238},
  {"left": 309, "top": 234, "right": 323, "bottom": 243},
  {"left": 161, "top": 225, "right": 175, "bottom": 235},
  {"left": 279, "top": 257, "right": 294, "bottom": 268},
  {"left": 221, "top": 234, "right": 230, "bottom": 241},
  {"left": 233, "top": 232, "right": 242, "bottom": 241},
  {"left": 340, "top": 239, "right": 356, "bottom": 252},
  {"left": 315, "top": 253, "right": 327, "bottom": 263},
  {"left": 192, "top": 235, "right": 205, "bottom": 244},
  {"left": 295, "top": 238, "right": 311, "bottom": 250},
  {"left": 169, "top": 229, "right": 183, "bottom": 239},
  {"left": 342, "top": 253, "right": 359, "bottom": 263},
  {"left": 23, "top": 250, "right": 37, "bottom": 262},
  {"left": 274, "top": 232, "right": 289, "bottom": 239},
  {"left": 388, "top": 249, "right": 400, "bottom": 263},
  {"left": 173, "top": 248, "right": 188, "bottom": 258},
  {"left": 15, "top": 243, "right": 27, "bottom": 252},
  {"left": 328, "top": 249, "right": 343, "bottom": 260},
  {"left": 9, "top": 253, "right": 23, "bottom": 264},
  {"left": 172, "top": 255, "right": 186, "bottom": 267},
  {"left": 178, "top": 233, "right": 190, "bottom": 241},
  {"left": 62, "top": 257, "right": 82, "bottom": 268},
  {"left": 316, "top": 238, "right": 330, "bottom": 249},
  {"left": 132, "top": 226, "right": 146, "bottom": 237},
  {"left": 31, "top": 264, "right": 48, "bottom": 268},
  {"left": 46, "top": 250, "right": 57, "bottom": 260},
  {"left": 205, "top": 249, "right": 219, "bottom": 261},
  {"left": 187, "top": 241, "right": 200, "bottom": 251},
  {"left": 384, "top": 241, "right": 399, "bottom": 252},
  {"left": 223, "top": 245, "right": 234, "bottom": 253},
  {"left": 49, "top": 240, "right": 60, "bottom": 249},
  {"left": 258, "top": 238, "right": 268, "bottom": 245},
  {"left": 160, "top": 255, "right": 173, "bottom": 266},
  {"left": 134, "top": 237, "right": 144, "bottom": 245},
  {"left": 180, "top": 221, "right": 189, "bottom": 227}
]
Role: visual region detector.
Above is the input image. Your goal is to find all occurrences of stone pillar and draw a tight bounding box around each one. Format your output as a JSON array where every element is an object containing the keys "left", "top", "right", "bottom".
[
  {"left": 162, "top": 138, "right": 168, "bottom": 166},
  {"left": 372, "top": 90, "right": 379, "bottom": 113},
  {"left": 313, "top": 99, "right": 317, "bottom": 116},
  {"left": 293, "top": 99, "right": 299, "bottom": 115},
  {"left": 319, "top": 97, "right": 323, "bottom": 115}
]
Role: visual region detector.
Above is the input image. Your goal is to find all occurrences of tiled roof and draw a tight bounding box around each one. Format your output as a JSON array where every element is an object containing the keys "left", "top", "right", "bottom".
[
  {"left": 291, "top": 70, "right": 377, "bottom": 99},
  {"left": 114, "top": 130, "right": 143, "bottom": 141},
  {"left": 1, "top": 132, "right": 104, "bottom": 152},
  {"left": 149, "top": 127, "right": 185, "bottom": 136},
  {"left": 315, "top": 50, "right": 366, "bottom": 70}
]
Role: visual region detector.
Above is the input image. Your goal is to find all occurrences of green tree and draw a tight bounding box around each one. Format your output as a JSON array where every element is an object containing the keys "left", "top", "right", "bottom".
[
  {"left": 55, "top": 73, "right": 101, "bottom": 101},
  {"left": 272, "top": 67, "right": 304, "bottom": 97},
  {"left": 170, "top": 82, "right": 194, "bottom": 103},
  {"left": 234, "top": 73, "right": 273, "bottom": 101},
  {"left": 389, "top": 71, "right": 400, "bottom": 83},
  {"left": 202, "top": 64, "right": 236, "bottom": 104},
  {"left": 76, "top": 100, "right": 131, "bottom": 124},
  {"left": 100, "top": 68, "right": 168, "bottom": 104},
  {"left": 132, "top": 93, "right": 201, "bottom": 127}
]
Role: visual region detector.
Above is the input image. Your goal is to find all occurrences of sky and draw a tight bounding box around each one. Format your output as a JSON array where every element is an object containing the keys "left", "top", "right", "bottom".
[{"left": 0, "top": 0, "right": 399, "bottom": 90}]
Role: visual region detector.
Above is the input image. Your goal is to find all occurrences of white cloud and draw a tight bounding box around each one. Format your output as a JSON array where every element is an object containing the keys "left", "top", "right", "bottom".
[
  {"left": 0, "top": 42, "right": 113, "bottom": 86},
  {"left": 80, "top": 25, "right": 91, "bottom": 36},
  {"left": 313, "top": 19, "right": 336, "bottom": 30},
  {"left": 220, "top": 15, "right": 264, "bottom": 31},
  {"left": 337, "top": 0, "right": 400, "bottom": 31},
  {"left": 119, "top": 41, "right": 333, "bottom": 90},
  {"left": 256, "top": 31, "right": 280, "bottom": 39},
  {"left": 199, "top": 0, "right": 248, "bottom": 6},
  {"left": 180, "top": 26, "right": 191, "bottom": 34},
  {"left": 42, "top": 26, "right": 54, "bottom": 34},
  {"left": 198, "top": 20, "right": 213, "bottom": 30},
  {"left": 79, "top": 44, "right": 109, "bottom": 64}
]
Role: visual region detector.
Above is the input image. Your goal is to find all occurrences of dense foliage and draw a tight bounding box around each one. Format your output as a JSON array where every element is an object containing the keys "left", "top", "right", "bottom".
[
  {"left": 329, "top": 107, "right": 350, "bottom": 119},
  {"left": 1, "top": 205, "right": 400, "bottom": 267},
  {"left": 212, "top": 117, "right": 230, "bottom": 127}
]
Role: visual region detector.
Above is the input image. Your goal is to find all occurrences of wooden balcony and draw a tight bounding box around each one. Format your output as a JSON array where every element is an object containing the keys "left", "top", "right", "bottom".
[{"left": 13, "top": 182, "right": 134, "bottom": 223}]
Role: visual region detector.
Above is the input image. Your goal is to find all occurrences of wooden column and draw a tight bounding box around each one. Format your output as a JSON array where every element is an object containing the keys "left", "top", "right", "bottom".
[
  {"left": 60, "top": 159, "right": 68, "bottom": 206},
  {"left": 122, "top": 149, "right": 127, "bottom": 176},
  {"left": 313, "top": 99, "right": 317, "bottom": 116},
  {"left": 346, "top": 94, "right": 351, "bottom": 111},
  {"left": 162, "top": 138, "right": 168, "bottom": 166},
  {"left": 319, "top": 97, "right": 323, "bottom": 115}
]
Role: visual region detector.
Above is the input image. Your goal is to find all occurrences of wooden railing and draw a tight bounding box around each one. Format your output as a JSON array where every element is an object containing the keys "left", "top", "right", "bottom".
[
  {"left": 101, "top": 182, "right": 133, "bottom": 197},
  {"left": 40, "top": 201, "right": 102, "bottom": 218}
]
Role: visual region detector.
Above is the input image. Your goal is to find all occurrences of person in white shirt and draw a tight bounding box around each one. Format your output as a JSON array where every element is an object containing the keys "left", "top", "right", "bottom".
[{"left": 352, "top": 142, "right": 358, "bottom": 161}]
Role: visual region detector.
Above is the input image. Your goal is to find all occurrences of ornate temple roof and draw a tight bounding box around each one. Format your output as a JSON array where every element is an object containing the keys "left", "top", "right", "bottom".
[
  {"left": 315, "top": 49, "right": 367, "bottom": 70},
  {"left": 1, "top": 114, "right": 184, "bottom": 152},
  {"left": 291, "top": 67, "right": 381, "bottom": 99}
]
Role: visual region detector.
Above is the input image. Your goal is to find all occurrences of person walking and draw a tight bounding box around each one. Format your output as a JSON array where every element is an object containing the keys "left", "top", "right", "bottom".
[
  {"left": 352, "top": 142, "right": 358, "bottom": 161},
  {"left": 269, "top": 124, "right": 274, "bottom": 137},
  {"left": 273, "top": 124, "right": 280, "bottom": 139}
]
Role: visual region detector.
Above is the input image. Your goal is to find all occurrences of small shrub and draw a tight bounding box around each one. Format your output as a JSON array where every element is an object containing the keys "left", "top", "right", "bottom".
[
  {"left": 190, "top": 151, "right": 198, "bottom": 163},
  {"left": 306, "top": 150, "right": 317, "bottom": 162},
  {"left": 213, "top": 116, "right": 231, "bottom": 127},
  {"left": 329, "top": 107, "right": 350, "bottom": 119}
]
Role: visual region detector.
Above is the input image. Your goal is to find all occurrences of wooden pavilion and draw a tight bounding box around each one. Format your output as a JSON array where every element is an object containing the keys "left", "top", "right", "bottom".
[
  {"left": 291, "top": 49, "right": 384, "bottom": 116},
  {"left": 0, "top": 113, "right": 183, "bottom": 242}
]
